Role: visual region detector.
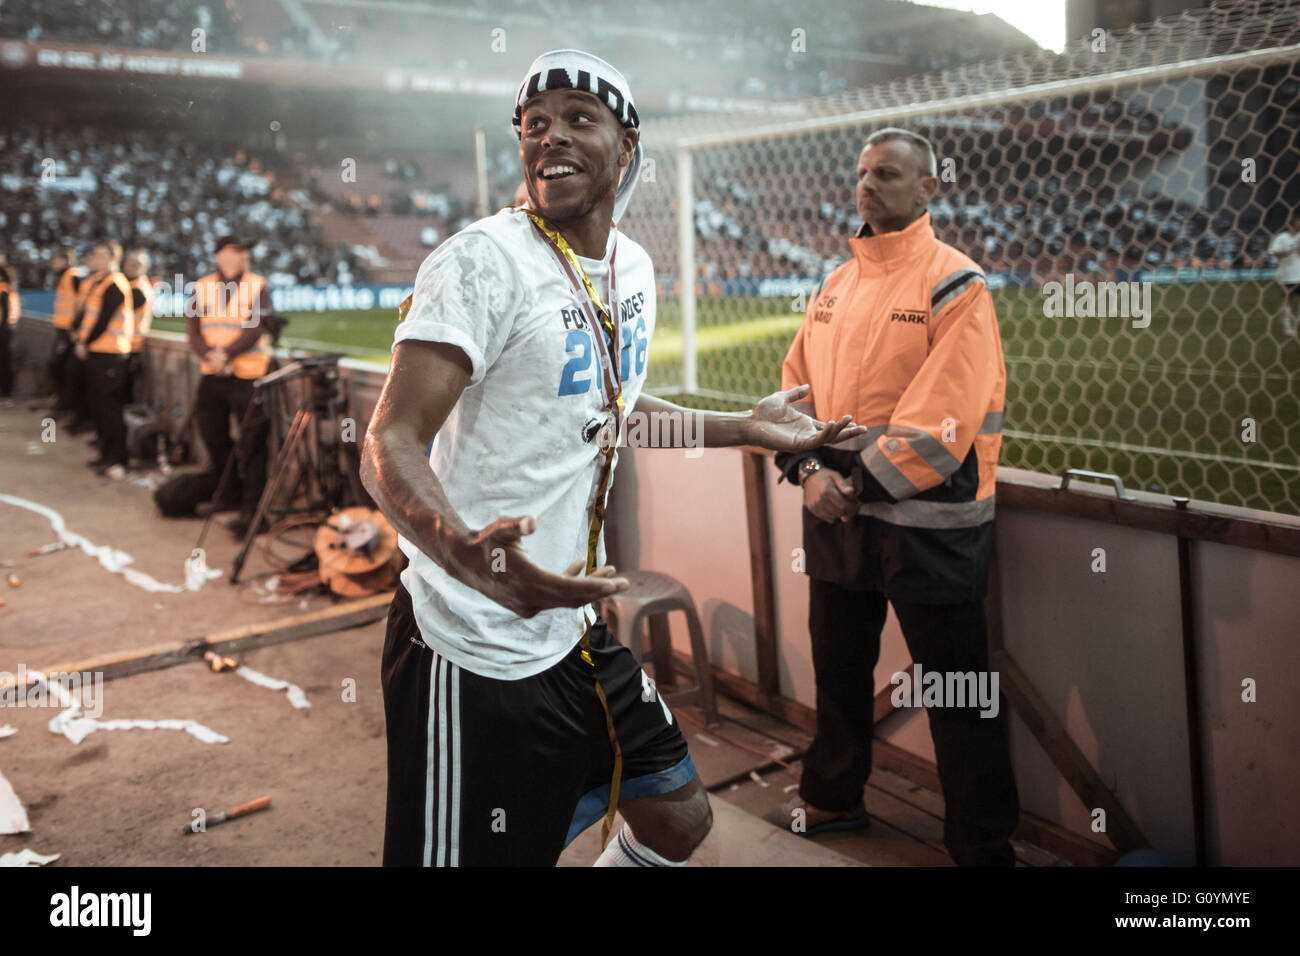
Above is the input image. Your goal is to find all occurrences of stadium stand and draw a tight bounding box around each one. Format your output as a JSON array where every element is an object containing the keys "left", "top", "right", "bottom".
[
  {"left": 0, "top": 126, "right": 367, "bottom": 289},
  {"left": 622, "top": 77, "right": 1290, "bottom": 287},
  {"left": 3, "top": 0, "right": 243, "bottom": 53},
  {"left": 0, "top": 0, "right": 1040, "bottom": 97}
]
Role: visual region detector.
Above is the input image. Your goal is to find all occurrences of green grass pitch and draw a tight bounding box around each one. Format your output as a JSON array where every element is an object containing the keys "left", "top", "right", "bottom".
[{"left": 156, "top": 281, "right": 1300, "bottom": 515}]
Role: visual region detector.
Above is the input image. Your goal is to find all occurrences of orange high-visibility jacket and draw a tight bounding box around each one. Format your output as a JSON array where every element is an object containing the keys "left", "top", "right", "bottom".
[
  {"left": 0, "top": 281, "right": 19, "bottom": 326},
  {"left": 776, "top": 211, "right": 1006, "bottom": 603},
  {"left": 193, "top": 271, "right": 271, "bottom": 379},
  {"left": 52, "top": 266, "right": 86, "bottom": 331},
  {"left": 69, "top": 268, "right": 108, "bottom": 335},
  {"left": 129, "top": 276, "right": 154, "bottom": 353},
  {"left": 79, "top": 272, "right": 136, "bottom": 355}
]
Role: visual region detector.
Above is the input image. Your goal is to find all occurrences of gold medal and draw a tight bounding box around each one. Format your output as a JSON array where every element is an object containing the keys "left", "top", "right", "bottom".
[{"left": 597, "top": 418, "right": 616, "bottom": 453}]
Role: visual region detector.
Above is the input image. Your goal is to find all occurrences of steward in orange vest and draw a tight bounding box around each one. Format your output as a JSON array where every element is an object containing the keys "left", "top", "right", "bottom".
[
  {"left": 0, "top": 264, "right": 20, "bottom": 398},
  {"left": 122, "top": 249, "right": 155, "bottom": 405},
  {"left": 77, "top": 241, "right": 133, "bottom": 477},
  {"left": 48, "top": 247, "right": 87, "bottom": 413},
  {"left": 66, "top": 240, "right": 123, "bottom": 434},
  {"left": 185, "top": 236, "right": 285, "bottom": 537},
  {"left": 772, "top": 130, "right": 1018, "bottom": 866}
]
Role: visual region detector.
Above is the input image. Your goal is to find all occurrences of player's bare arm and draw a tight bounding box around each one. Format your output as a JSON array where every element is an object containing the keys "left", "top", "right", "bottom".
[
  {"left": 633, "top": 386, "right": 865, "bottom": 451},
  {"left": 361, "top": 338, "right": 628, "bottom": 619}
]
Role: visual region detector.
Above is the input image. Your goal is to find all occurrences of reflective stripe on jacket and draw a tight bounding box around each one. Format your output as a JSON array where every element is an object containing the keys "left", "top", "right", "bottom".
[
  {"left": 80, "top": 272, "right": 136, "bottom": 355},
  {"left": 0, "top": 282, "right": 19, "bottom": 326},
  {"left": 130, "top": 276, "right": 154, "bottom": 352},
  {"left": 52, "top": 267, "right": 85, "bottom": 330}
]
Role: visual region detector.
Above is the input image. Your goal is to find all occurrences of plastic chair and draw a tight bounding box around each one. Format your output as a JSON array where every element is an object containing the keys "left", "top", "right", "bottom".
[{"left": 600, "top": 570, "right": 719, "bottom": 727}]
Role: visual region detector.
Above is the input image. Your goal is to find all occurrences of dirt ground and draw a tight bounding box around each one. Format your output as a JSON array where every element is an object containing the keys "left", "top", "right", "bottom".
[
  {"left": 0, "top": 400, "right": 859, "bottom": 867},
  {"left": 0, "top": 399, "right": 394, "bottom": 865},
  {"left": 0, "top": 399, "right": 1054, "bottom": 868},
  {"left": 1, "top": 624, "right": 388, "bottom": 865}
]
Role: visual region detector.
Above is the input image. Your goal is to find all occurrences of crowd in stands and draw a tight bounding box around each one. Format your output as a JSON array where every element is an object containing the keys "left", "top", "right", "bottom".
[
  {"left": 621, "top": 160, "right": 1282, "bottom": 291},
  {"left": 1, "top": 116, "right": 1282, "bottom": 297},
  {"left": 0, "top": 126, "right": 367, "bottom": 289},
  {"left": 0, "top": 0, "right": 1036, "bottom": 100},
  {"left": 3, "top": 0, "right": 233, "bottom": 53},
  {"left": 299, "top": 145, "right": 473, "bottom": 266},
  {"left": 691, "top": 177, "right": 1273, "bottom": 286}
]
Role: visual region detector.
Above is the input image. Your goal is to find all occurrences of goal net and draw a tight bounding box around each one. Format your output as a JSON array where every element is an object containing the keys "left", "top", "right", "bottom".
[{"left": 623, "top": 0, "right": 1300, "bottom": 516}]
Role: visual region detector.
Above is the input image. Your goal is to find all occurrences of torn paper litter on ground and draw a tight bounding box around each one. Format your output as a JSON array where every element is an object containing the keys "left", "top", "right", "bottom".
[
  {"left": 183, "top": 548, "right": 224, "bottom": 591},
  {"left": 49, "top": 713, "right": 229, "bottom": 746},
  {"left": 0, "top": 849, "right": 60, "bottom": 867},
  {"left": 0, "top": 725, "right": 16, "bottom": 738},
  {"left": 234, "top": 667, "right": 311, "bottom": 709},
  {"left": 30, "top": 674, "right": 228, "bottom": 745},
  {"left": 0, "top": 767, "right": 31, "bottom": 834},
  {"left": 0, "top": 493, "right": 206, "bottom": 593}
]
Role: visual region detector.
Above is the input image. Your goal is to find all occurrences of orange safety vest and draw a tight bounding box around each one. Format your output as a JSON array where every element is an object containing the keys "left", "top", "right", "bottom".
[
  {"left": 1, "top": 281, "right": 20, "bottom": 326},
  {"left": 71, "top": 268, "right": 109, "bottom": 333},
  {"left": 79, "top": 272, "right": 136, "bottom": 355},
  {"left": 780, "top": 210, "right": 1006, "bottom": 603},
  {"left": 129, "top": 275, "right": 154, "bottom": 352},
  {"left": 52, "top": 267, "right": 86, "bottom": 330},
  {"left": 194, "top": 271, "right": 272, "bottom": 379}
]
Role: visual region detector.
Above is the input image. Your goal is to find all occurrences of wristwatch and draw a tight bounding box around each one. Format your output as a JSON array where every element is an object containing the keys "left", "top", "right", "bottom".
[{"left": 797, "top": 457, "right": 823, "bottom": 485}]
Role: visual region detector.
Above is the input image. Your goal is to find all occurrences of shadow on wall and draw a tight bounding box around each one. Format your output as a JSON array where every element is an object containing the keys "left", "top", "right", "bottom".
[
  {"left": 703, "top": 598, "right": 756, "bottom": 672},
  {"left": 605, "top": 444, "right": 641, "bottom": 572}
]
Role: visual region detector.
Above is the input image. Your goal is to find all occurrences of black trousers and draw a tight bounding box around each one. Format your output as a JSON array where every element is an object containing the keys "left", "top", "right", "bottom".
[
  {"left": 85, "top": 352, "right": 129, "bottom": 467},
  {"left": 799, "top": 577, "right": 1020, "bottom": 866},
  {"left": 195, "top": 374, "right": 269, "bottom": 515},
  {"left": 125, "top": 351, "right": 145, "bottom": 406},
  {"left": 47, "top": 328, "right": 72, "bottom": 402},
  {"left": 63, "top": 348, "right": 92, "bottom": 426},
  {"left": 0, "top": 325, "right": 12, "bottom": 397}
]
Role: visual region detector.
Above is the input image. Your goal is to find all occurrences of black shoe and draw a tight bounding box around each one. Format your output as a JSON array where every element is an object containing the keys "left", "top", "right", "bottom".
[
  {"left": 228, "top": 513, "right": 254, "bottom": 539},
  {"left": 86, "top": 457, "right": 108, "bottom": 469},
  {"left": 197, "top": 498, "right": 242, "bottom": 518},
  {"left": 761, "top": 798, "right": 871, "bottom": 837}
]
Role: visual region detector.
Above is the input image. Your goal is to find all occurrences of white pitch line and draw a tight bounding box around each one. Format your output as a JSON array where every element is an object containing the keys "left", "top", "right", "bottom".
[{"left": 1001, "top": 430, "right": 1300, "bottom": 471}]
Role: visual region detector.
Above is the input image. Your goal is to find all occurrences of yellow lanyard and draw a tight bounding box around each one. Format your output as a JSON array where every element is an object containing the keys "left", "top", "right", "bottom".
[
  {"left": 524, "top": 210, "right": 623, "bottom": 415},
  {"left": 524, "top": 210, "right": 627, "bottom": 850}
]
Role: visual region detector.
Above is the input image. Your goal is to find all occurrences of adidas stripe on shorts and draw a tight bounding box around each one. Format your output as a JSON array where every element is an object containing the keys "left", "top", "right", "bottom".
[{"left": 381, "top": 581, "right": 696, "bottom": 866}]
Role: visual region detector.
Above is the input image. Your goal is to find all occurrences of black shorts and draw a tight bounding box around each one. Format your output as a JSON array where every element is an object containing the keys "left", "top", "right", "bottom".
[{"left": 381, "top": 582, "right": 695, "bottom": 866}]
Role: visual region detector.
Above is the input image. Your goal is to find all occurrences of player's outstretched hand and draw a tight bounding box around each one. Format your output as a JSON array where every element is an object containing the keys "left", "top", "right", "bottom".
[
  {"left": 746, "top": 384, "right": 867, "bottom": 452},
  {"left": 451, "top": 514, "right": 629, "bottom": 619}
]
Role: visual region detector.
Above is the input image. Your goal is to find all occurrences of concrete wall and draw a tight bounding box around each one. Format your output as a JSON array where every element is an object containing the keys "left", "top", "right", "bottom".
[{"left": 616, "top": 447, "right": 1300, "bottom": 865}]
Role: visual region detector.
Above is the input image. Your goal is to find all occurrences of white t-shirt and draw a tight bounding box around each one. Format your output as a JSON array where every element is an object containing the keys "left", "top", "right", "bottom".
[
  {"left": 1269, "top": 231, "right": 1300, "bottom": 284},
  {"left": 392, "top": 207, "right": 656, "bottom": 680}
]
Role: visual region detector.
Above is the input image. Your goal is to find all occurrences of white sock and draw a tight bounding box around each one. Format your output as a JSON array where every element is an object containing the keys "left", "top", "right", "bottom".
[{"left": 593, "top": 823, "right": 688, "bottom": 867}]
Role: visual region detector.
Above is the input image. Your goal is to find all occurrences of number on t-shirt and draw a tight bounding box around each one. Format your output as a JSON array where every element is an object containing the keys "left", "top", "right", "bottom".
[
  {"left": 558, "top": 329, "right": 593, "bottom": 396},
  {"left": 619, "top": 316, "right": 648, "bottom": 382},
  {"left": 633, "top": 315, "right": 647, "bottom": 376}
]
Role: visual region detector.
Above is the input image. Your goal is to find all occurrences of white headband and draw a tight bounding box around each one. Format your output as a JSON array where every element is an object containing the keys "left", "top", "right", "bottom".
[{"left": 513, "top": 49, "right": 642, "bottom": 224}]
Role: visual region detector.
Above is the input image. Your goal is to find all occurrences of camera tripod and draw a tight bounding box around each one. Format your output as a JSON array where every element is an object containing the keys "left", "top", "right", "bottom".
[{"left": 222, "top": 354, "right": 370, "bottom": 583}]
